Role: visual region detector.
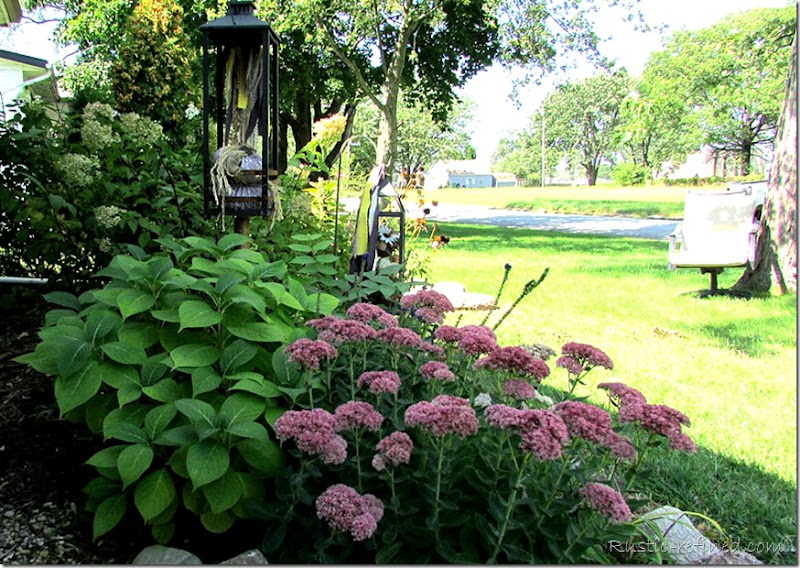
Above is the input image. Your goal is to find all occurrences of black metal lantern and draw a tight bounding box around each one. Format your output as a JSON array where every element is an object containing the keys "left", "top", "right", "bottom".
[{"left": 201, "top": 1, "right": 279, "bottom": 225}]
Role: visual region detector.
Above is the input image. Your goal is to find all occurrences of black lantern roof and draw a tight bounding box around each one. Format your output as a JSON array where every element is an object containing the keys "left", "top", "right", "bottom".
[{"left": 200, "top": 1, "right": 274, "bottom": 36}]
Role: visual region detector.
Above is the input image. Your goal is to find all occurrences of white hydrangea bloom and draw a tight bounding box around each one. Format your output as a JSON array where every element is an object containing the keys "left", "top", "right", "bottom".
[{"left": 473, "top": 392, "right": 492, "bottom": 408}]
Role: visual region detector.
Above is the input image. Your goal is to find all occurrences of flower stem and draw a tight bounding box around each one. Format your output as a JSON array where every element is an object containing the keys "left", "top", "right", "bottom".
[
  {"left": 558, "top": 511, "right": 597, "bottom": 563},
  {"left": 490, "top": 454, "right": 530, "bottom": 563},
  {"left": 535, "top": 457, "right": 569, "bottom": 531},
  {"left": 355, "top": 430, "right": 363, "bottom": 492},
  {"left": 432, "top": 438, "right": 446, "bottom": 541},
  {"left": 348, "top": 352, "right": 356, "bottom": 400}
]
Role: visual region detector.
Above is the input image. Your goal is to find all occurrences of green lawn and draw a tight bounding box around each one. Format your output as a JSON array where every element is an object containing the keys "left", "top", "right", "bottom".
[
  {"left": 422, "top": 222, "right": 797, "bottom": 563},
  {"left": 424, "top": 185, "right": 725, "bottom": 219}
]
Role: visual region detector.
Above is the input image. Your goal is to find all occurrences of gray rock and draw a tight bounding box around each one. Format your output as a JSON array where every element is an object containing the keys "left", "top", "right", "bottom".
[
  {"left": 699, "top": 550, "right": 763, "bottom": 564},
  {"left": 132, "top": 545, "right": 202, "bottom": 565},
  {"left": 221, "top": 549, "right": 269, "bottom": 565},
  {"left": 639, "top": 506, "right": 719, "bottom": 564}
]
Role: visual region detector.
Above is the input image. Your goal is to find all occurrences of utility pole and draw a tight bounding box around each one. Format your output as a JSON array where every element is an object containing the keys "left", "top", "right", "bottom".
[{"left": 541, "top": 106, "right": 546, "bottom": 188}]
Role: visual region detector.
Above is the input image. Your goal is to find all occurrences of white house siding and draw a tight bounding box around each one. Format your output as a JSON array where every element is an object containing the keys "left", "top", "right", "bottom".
[{"left": 0, "top": 59, "right": 24, "bottom": 106}]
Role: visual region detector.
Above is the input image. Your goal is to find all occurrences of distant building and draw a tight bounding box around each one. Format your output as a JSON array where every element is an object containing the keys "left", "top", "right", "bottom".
[
  {"left": 425, "top": 159, "right": 518, "bottom": 190},
  {"left": 0, "top": 50, "right": 59, "bottom": 118}
]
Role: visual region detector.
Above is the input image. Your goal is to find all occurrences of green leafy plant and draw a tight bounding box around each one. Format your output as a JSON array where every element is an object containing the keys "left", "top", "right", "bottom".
[
  {"left": 14, "top": 234, "right": 341, "bottom": 542},
  {"left": 246, "top": 289, "right": 698, "bottom": 563}
]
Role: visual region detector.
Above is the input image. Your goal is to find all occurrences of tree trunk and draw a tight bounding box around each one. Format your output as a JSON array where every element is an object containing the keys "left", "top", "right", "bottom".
[
  {"left": 376, "top": 86, "right": 399, "bottom": 172},
  {"left": 741, "top": 141, "right": 751, "bottom": 176},
  {"left": 584, "top": 163, "right": 598, "bottom": 186},
  {"left": 733, "top": 36, "right": 796, "bottom": 294}
]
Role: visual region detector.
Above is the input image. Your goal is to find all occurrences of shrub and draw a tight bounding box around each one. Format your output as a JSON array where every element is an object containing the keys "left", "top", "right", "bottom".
[
  {"left": 248, "top": 290, "right": 697, "bottom": 563},
  {"left": 612, "top": 163, "right": 648, "bottom": 186},
  {"left": 14, "top": 234, "right": 341, "bottom": 542}
]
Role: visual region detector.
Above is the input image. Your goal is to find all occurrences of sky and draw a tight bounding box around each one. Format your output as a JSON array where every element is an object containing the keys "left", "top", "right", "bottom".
[{"left": 1, "top": 0, "right": 795, "bottom": 162}]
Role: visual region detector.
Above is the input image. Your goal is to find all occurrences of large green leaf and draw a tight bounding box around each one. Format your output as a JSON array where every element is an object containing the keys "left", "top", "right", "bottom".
[
  {"left": 220, "top": 393, "right": 264, "bottom": 425},
  {"left": 117, "top": 321, "right": 160, "bottom": 350},
  {"left": 55, "top": 335, "right": 92, "bottom": 377},
  {"left": 178, "top": 300, "right": 223, "bottom": 331},
  {"left": 91, "top": 288, "right": 124, "bottom": 308},
  {"left": 202, "top": 469, "right": 242, "bottom": 514},
  {"left": 191, "top": 367, "right": 222, "bottom": 397},
  {"left": 86, "top": 310, "right": 121, "bottom": 344},
  {"left": 103, "top": 405, "right": 148, "bottom": 438},
  {"left": 44, "top": 291, "right": 80, "bottom": 310},
  {"left": 141, "top": 355, "right": 170, "bottom": 386},
  {"left": 93, "top": 493, "right": 127, "bottom": 540},
  {"left": 101, "top": 341, "right": 147, "bottom": 366},
  {"left": 260, "top": 282, "right": 303, "bottom": 311},
  {"left": 144, "top": 404, "right": 178, "bottom": 439},
  {"left": 200, "top": 509, "right": 235, "bottom": 533},
  {"left": 215, "top": 271, "right": 246, "bottom": 294},
  {"left": 229, "top": 375, "right": 281, "bottom": 399},
  {"left": 86, "top": 445, "right": 126, "bottom": 469},
  {"left": 186, "top": 439, "right": 230, "bottom": 489},
  {"left": 225, "top": 321, "right": 286, "bottom": 343},
  {"left": 105, "top": 423, "right": 149, "bottom": 444},
  {"left": 225, "top": 285, "right": 267, "bottom": 313},
  {"left": 118, "top": 443, "right": 154, "bottom": 489},
  {"left": 142, "top": 378, "right": 188, "bottom": 403},
  {"left": 217, "top": 233, "right": 251, "bottom": 251},
  {"left": 249, "top": 260, "right": 286, "bottom": 281},
  {"left": 236, "top": 438, "right": 283, "bottom": 476},
  {"left": 134, "top": 469, "right": 177, "bottom": 522},
  {"left": 219, "top": 339, "right": 258, "bottom": 376},
  {"left": 13, "top": 344, "right": 58, "bottom": 375},
  {"left": 226, "top": 421, "right": 269, "bottom": 441},
  {"left": 174, "top": 398, "right": 216, "bottom": 426},
  {"left": 304, "top": 293, "right": 340, "bottom": 315},
  {"left": 55, "top": 361, "right": 102, "bottom": 414},
  {"left": 117, "top": 384, "right": 143, "bottom": 407},
  {"left": 229, "top": 248, "right": 265, "bottom": 264},
  {"left": 97, "top": 362, "right": 140, "bottom": 389},
  {"left": 169, "top": 344, "right": 220, "bottom": 368},
  {"left": 118, "top": 288, "right": 156, "bottom": 320}
]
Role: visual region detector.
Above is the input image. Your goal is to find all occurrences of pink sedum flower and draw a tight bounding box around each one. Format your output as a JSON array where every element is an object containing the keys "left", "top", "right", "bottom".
[
  {"left": 334, "top": 401, "right": 383, "bottom": 432},
  {"left": 310, "top": 316, "right": 377, "bottom": 344},
  {"left": 345, "top": 303, "right": 399, "bottom": 329},
  {"left": 419, "top": 341, "right": 446, "bottom": 360},
  {"left": 285, "top": 338, "right": 338, "bottom": 370},
  {"left": 474, "top": 346, "right": 550, "bottom": 381},
  {"left": 405, "top": 396, "right": 478, "bottom": 437},
  {"left": 458, "top": 329, "right": 499, "bottom": 356},
  {"left": 419, "top": 361, "right": 455, "bottom": 382},
  {"left": 274, "top": 409, "right": 347, "bottom": 465},
  {"left": 556, "top": 355, "right": 583, "bottom": 376},
  {"left": 618, "top": 402, "right": 695, "bottom": 453},
  {"left": 485, "top": 404, "right": 525, "bottom": 429},
  {"left": 502, "top": 379, "right": 538, "bottom": 401},
  {"left": 554, "top": 401, "right": 614, "bottom": 445},
  {"left": 560, "top": 342, "right": 614, "bottom": 371},
  {"left": 460, "top": 325, "right": 497, "bottom": 341},
  {"left": 401, "top": 289, "right": 455, "bottom": 314},
  {"left": 315, "top": 484, "right": 384, "bottom": 541},
  {"left": 373, "top": 431, "right": 414, "bottom": 470},
  {"left": 375, "top": 326, "right": 423, "bottom": 348},
  {"left": 667, "top": 432, "right": 697, "bottom": 453},
  {"left": 581, "top": 482, "right": 632, "bottom": 523},
  {"left": 434, "top": 325, "right": 462, "bottom": 343},
  {"left": 597, "top": 382, "right": 647, "bottom": 407},
  {"left": 415, "top": 306, "right": 444, "bottom": 325},
  {"left": 357, "top": 370, "right": 402, "bottom": 395}
]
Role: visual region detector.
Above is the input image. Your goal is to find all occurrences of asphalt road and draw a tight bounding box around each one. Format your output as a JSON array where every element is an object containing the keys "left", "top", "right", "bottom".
[
  {"left": 427, "top": 204, "right": 680, "bottom": 240},
  {"left": 342, "top": 199, "right": 680, "bottom": 240}
]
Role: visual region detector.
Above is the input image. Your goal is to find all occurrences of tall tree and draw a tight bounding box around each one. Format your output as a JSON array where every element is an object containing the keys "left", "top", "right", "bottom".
[
  {"left": 641, "top": 7, "right": 795, "bottom": 175},
  {"left": 733, "top": 35, "right": 796, "bottom": 295},
  {"left": 543, "top": 70, "right": 629, "bottom": 185}
]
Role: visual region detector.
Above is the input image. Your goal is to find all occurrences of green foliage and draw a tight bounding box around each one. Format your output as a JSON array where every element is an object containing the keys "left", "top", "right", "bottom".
[
  {"left": 544, "top": 70, "right": 630, "bottom": 186},
  {"left": 248, "top": 295, "right": 695, "bottom": 563},
  {"left": 612, "top": 163, "right": 648, "bottom": 186},
  {"left": 0, "top": 98, "right": 210, "bottom": 289},
  {"left": 13, "top": 235, "right": 342, "bottom": 542},
  {"left": 641, "top": 6, "right": 795, "bottom": 175}
]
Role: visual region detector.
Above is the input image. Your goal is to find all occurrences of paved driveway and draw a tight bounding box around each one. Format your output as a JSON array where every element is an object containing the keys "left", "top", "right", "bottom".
[
  {"left": 341, "top": 199, "right": 680, "bottom": 240},
  {"left": 426, "top": 204, "right": 679, "bottom": 240}
]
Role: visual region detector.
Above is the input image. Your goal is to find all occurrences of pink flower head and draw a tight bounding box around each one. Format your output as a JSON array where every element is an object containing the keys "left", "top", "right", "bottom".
[
  {"left": 560, "top": 342, "right": 614, "bottom": 371},
  {"left": 605, "top": 431, "right": 637, "bottom": 460},
  {"left": 414, "top": 306, "right": 445, "bottom": 325},
  {"left": 373, "top": 431, "right": 414, "bottom": 470},
  {"left": 597, "top": 382, "right": 647, "bottom": 407},
  {"left": 473, "top": 346, "right": 550, "bottom": 381},
  {"left": 346, "top": 303, "right": 399, "bottom": 329},
  {"left": 405, "top": 396, "right": 478, "bottom": 437},
  {"left": 554, "top": 401, "right": 614, "bottom": 445},
  {"left": 285, "top": 338, "right": 338, "bottom": 370},
  {"left": 434, "top": 325, "right": 462, "bottom": 343},
  {"left": 580, "top": 482, "right": 632, "bottom": 523},
  {"left": 419, "top": 341, "right": 446, "bottom": 360},
  {"left": 334, "top": 401, "right": 383, "bottom": 432},
  {"left": 357, "top": 370, "right": 402, "bottom": 395},
  {"left": 312, "top": 316, "right": 377, "bottom": 344},
  {"left": 458, "top": 329, "right": 499, "bottom": 356},
  {"left": 460, "top": 325, "right": 497, "bottom": 341},
  {"left": 517, "top": 409, "right": 569, "bottom": 460},
  {"left": 485, "top": 404, "right": 525, "bottom": 430},
  {"left": 619, "top": 403, "right": 691, "bottom": 436},
  {"left": 400, "top": 289, "right": 455, "bottom": 314},
  {"left": 667, "top": 432, "right": 697, "bottom": 454},
  {"left": 502, "top": 379, "right": 538, "bottom": 401},
  {"left": 274, "top": 409, "right": 347, "bottom": 464},
  {"left": 556, "top": 355, "right": 583, "bottom": 376},
  {"left": 375, "top": 326, "right": 423, "bottom": 348},
  {"left": 419, "top": 361, "right": 455, "bottom": 382},
  {"left": 315, "top": 484, "right": 384, "bottom": 541}
]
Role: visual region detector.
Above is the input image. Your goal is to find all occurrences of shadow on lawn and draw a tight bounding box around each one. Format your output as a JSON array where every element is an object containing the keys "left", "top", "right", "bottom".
[{"left": 639, "top": 446, "right": 797, "bottom": 565}]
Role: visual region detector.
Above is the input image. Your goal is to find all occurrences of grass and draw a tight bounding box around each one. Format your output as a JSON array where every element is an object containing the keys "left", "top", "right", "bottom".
[
  {"left": 423, "top": 185, "right": 726, "bottom": 219},
  {"left": 421, "top": 222, "right": 797, "bottom": 563}
]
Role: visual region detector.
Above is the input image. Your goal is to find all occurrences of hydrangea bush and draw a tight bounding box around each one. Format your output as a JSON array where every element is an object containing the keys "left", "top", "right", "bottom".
[{"left": 251, "top": 289, "right": 697, "bottom": 563}]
